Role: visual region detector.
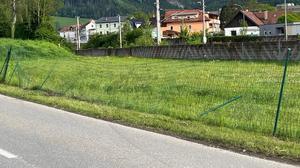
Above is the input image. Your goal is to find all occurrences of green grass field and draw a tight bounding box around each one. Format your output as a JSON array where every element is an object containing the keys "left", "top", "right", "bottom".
[
  {"left": 52, "top": 16, "right": 91, "bottom": 29},
  {"left": 0, "top": 39, "right": 300, "bottom": 160}
]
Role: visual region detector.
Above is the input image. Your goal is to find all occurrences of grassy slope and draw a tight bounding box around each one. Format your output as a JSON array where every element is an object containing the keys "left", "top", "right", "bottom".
[{"left": 0, "top": 39, "right": 299, "bottom": 162}]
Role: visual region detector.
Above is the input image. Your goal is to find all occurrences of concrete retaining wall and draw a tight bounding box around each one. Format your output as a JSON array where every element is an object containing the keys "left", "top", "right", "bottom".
[{"left": 76, "top": 41, "right": 300, "bottom": 61}]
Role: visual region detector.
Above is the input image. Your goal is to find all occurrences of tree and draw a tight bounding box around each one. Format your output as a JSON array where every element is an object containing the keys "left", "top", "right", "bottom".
[
  {"left": 11, "top": 0, "right": 17, "bottom": 38},
  {"left": 0, "top": 0, "right": 63, "bottom": 39},
  {"left": 179, "top": 22, "right": 189, "bottom": 40},
  {"left": 220, "top": 5, "right": 240, "bottom": 30},
  {"left": 0, "top": 0, "right": 11, "bottom": 37},
  {"left": 277, "top": 13, "right": 300, "bottom": 23}
]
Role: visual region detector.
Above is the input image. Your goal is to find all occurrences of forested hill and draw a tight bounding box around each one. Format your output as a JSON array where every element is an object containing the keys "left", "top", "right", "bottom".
[{"left": 58, "top": 0, "right": 300, "bottom": 18}]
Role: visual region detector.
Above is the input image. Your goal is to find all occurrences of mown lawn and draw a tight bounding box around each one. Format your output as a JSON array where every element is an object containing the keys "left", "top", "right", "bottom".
[{"left": 0, "top": 39, "right": 300, "bottom": 161}]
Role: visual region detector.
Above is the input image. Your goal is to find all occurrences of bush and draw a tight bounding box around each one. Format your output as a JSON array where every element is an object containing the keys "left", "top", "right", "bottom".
[
  {"left": 187, "top": 32, "right": 202, "bottom": 45},
  {"left": 125, "top": 28, "right": 144, "bottom": 46},
  {"left": 0, "top": 22, "right": 10, "bottom": 38},
  {"left": 84, "top": 33, "right": 119, "bottom": 49},
  {"left": 208, "top": 36, "right": 260, "bottom": 43},
  {"left": 35, "top": 23, "right": 61, "bottom": 43}
]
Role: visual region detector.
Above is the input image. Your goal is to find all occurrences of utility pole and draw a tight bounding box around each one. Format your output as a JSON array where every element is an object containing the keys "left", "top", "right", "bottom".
[
  {"left": 118, "top": 15, "right": 123, "bottom": 48},
  {"left": 76, "top": 16, "right": 81, "bottom": 50},
  {"left": 11, "top": 0, "right": 16, "bottom": 39},
  {"left": 155, "top": 0, "right": 161, "bottom": 45},
  {"left": 199, "top": 0, "right": 207, "bottom": 44},
  {"left": 284, "top": 0, "right": 288, "bottom": 41}
]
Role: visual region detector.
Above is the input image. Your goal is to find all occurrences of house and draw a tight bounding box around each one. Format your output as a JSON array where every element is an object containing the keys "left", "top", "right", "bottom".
[
  {"left": 260, "top": 22, "right": 300, "bottom": 36},
  {"left": 130, "top": 19, "right": 145, "bottom": 28},
  {"left": 160, "top": 9, "right": 221, "bottom": 38},
  {"left": 277, "top": 3, "right": 300, "bottom": 13},
  {"left": 80, "top": 20, "right": 96, "bottom": 43},
  {"left": 224, "top": 10, "right": 284, "bottom": 36},
  {"left": 59, "top": 24, "right": 81, "bottom": 43},
  {"left": 95, "top": 16, "right": 127, "bottom": 35}
]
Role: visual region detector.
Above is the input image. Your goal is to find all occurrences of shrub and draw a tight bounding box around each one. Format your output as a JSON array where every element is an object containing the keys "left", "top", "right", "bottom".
[
  {"left": 84, "top": 33, "right": 119, "bottom": 49},
  {"left": 208, "top": 36, "right": 260, "bottom": 43}
]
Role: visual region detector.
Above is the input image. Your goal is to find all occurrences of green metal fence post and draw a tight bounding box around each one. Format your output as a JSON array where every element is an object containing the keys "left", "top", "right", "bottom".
[
  {"left": 272, "top": 48, "right": 292, "bottom": 136},
  {"left": 0, "top": 47, "right": 12, "bottom": 83}
]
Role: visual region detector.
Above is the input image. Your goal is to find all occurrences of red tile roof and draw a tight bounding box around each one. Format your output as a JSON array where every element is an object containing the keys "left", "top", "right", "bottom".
[
  {"left": 59, "top": 25, "right": 81, "bottom": 32},
  {"left": 163, "top": 9, "right": 210, "bottom": 24},
  {"left": 241, "top": 10, "right": 284, "bottom": 26},
  {"left": 254, "top": 11, "right": 284, "bottom": 24}
]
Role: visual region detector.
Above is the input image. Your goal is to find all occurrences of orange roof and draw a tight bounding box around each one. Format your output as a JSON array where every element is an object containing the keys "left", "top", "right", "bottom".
[{"left": 163, "top": 9, "right": 210, "bottom": 24}]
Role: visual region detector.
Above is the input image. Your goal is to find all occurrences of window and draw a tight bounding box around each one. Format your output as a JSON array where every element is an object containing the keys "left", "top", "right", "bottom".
[
  {"left": 100, "top": 32, "right": 103, "bottom": 35},
  {"left": 170, "top": 26, "right": 173, "bottom": 30},
  {"left": 100, "top": 24, "right": 102, "bottom": 28},
  {"left": 231, "top": 30, "right": 237, "bottom": 36},
  {"left": 114, "top": 23, "right": 117, "bottom": 27},
  {"left": 107, "top": 31, "right": 109, "bottom": 34},
  {"left": 269, "top": 31, "right": 272, "bottom": 35},
  {"left": 106, "top": 24, "right": 109, "bottom": 28},
  {"left": 264, "top": 31, "right": 267, "bottom": 35}
]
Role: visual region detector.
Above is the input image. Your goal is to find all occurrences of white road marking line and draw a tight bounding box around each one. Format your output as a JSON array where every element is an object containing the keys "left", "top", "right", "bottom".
[{"left": 0, "top": 148, "right": 18, "bottom": 159}]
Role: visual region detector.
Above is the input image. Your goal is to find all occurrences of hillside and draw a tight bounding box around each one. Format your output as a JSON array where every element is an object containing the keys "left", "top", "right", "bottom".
[
  {"left": 58, "top": 0, "right": 300, "bottom": 18},
  {"left": 52, "top": 16, "right": 90, "bottom": 29}
]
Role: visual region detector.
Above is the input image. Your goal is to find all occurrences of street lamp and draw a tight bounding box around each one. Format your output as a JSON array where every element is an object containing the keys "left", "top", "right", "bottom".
[{"left": 198, "top": 0, "right": 207, "bottom": 44}]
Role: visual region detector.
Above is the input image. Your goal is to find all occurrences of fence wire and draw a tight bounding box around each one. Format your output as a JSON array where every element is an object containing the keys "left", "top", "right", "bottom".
[{"left": 1, "top": 47, "right": 300, "bottom": 141}]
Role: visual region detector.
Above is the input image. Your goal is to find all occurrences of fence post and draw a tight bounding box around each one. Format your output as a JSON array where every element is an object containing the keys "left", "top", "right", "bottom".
[
  {"left": 0, "top": 47, "right": 12, "bottom": 83},
  {"left": 272, "top": 48, "right": 292, "bottom": 136}
]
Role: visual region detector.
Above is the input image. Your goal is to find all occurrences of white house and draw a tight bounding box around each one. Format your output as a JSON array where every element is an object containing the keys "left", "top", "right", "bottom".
[
  {"left": 59, "top": 25, "right": 80, "bottom": 43},
  {"left": 80, "top": 20, "right": 97, "bottom": 43},
  {"left": 95, "top": 16, "right": 127, "bottom": 35}
]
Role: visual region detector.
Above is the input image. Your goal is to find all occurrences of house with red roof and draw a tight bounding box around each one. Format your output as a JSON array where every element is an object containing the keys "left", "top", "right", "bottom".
[
  {"left": 224, "top": 10, "right": 284, "bottom": 36},
  {"left": 160, "top": 9, "right": 220, "bottom": 38},
  {"left": 59, "top": 20, "right": 96, "bottom": 43}
]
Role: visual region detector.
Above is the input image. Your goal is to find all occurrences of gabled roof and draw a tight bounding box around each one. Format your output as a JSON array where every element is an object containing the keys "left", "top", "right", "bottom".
[
  {"left": 59, "top": 24, "right": 82, "bottom": 32},
  {"left": 163, "top": 9, "right": 210, "bottom": 24},
  {"left": 96, "top": 16, "right": 128, "bottom": 23},
  {"left": 82, "top": 20, "right": 95, "bottom": 27},
  {"left": 226, "top": 10, "right": 284, "bottom": 28},
  {"left": 241, "top": 11, "right": 264, "bottom": 26},
  {"left": 254, "top": 11, "right": 284, "bottom": 24}
]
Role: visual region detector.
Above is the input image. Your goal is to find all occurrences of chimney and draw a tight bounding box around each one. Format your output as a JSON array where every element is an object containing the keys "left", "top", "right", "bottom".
[{"left": 264, "top": 11, "right": 268, "bottom": 20}]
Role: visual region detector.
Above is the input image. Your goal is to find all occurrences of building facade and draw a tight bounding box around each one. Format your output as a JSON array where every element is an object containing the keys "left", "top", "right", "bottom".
[
  {"left": 80, "top": 20, "right": 96, "bottom": 43},
  {"left": 59, "top": 25, "right": 80, "bottom": 43},
  {"left": 160, "top": 9, "right": 220, "bottom": 38},
  {"left": 277, "top": 3, "right": 300, "bottom": 13},
  {"left": 260, "top": 22, "right": 300, "bottom": 36},
  {"left": 95, "top": 16, "right": 127, "bottom": 35}
]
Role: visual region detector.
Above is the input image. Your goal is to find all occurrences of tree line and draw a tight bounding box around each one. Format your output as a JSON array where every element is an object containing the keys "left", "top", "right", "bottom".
[{"left": 0, "top": 0, "right": 63, "bottom": 41}]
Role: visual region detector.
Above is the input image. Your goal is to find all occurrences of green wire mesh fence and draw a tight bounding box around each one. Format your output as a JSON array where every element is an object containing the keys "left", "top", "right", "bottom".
[{"left": 0, "top": 46, "right": 299, "bottom": 141}]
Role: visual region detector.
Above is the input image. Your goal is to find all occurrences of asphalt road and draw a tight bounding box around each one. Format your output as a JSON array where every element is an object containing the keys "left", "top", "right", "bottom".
[{"left": 0, "top": 94, "right": 298, "bottom": 168}]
